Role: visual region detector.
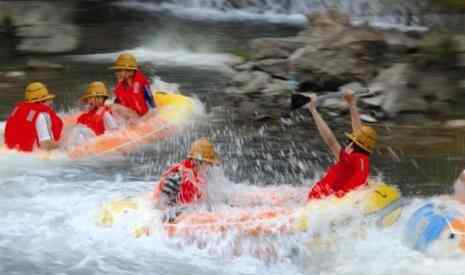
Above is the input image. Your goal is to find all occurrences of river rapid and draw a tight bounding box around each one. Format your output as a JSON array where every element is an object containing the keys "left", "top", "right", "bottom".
[{"left": 1, "top": 2, "right": 465, "bottom": 275}]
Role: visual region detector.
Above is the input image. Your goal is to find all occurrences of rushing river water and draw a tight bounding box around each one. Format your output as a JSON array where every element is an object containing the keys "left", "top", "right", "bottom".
[{"left": 1, "top": 5, "right": 465, "bottom": 275}]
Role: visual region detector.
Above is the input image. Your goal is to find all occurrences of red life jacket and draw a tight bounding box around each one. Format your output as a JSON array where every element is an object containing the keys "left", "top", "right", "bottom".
[
  {"left": 155, "top": 159, "right": 206, "bottom": 205},
  {"left": 308, "top": 149, "right": 370, "bottom": 200},
  {"left": 114, "top": 70, "right": 150, "bottom": 116},
  {"left": 4, "top": 102, "right": 63, "bottom": 152},
  {"left": 77, "top": 106, "right": 112, "bottom": 136}
]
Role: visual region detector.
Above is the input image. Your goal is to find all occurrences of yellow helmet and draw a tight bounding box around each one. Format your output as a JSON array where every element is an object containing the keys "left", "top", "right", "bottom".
[
  {"left": 345, "top": 125, "right": 377, "bottom": 154},
  {"left": 110, "top": 53, "right": 138, "bottom": 70},
  {"left": 81, "top": 81, "right": 109, "bottom": 102},
  {"left": 25, "top": 82, "right": 55, "bottom": 103},
  {"left": 187, "top": 138, "right": 220, "bottom": 164}
]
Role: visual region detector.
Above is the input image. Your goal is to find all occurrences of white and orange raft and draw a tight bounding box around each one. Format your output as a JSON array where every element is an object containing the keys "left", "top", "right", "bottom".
[
  {"left": 64, "top": 91, "right": 196, "bottom": 159},
  {"left": 97, "top": 181, "right": 403, "bottom": 239}
]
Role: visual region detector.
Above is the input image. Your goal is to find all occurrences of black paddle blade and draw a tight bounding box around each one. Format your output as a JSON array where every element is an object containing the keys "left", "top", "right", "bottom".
[{"left": 290, "top": 93, "right": 311, "bottom": 111}]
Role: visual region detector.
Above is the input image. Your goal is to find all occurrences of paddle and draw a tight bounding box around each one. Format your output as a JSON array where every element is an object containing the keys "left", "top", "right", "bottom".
[{"left": 290, "top": 89, "right": 371, "bottom": 111}]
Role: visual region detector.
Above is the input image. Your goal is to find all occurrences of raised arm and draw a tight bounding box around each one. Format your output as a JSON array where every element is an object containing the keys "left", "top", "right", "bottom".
[
  {"left": 343, "top": 88, "right": 362, "bottom": 132},
  {"left": 308, "top": 94, "right": 341, "bottom": 160}
]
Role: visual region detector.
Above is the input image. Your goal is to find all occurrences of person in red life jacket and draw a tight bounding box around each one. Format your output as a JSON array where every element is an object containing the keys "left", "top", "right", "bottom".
[
  {"left": 76, "top": 81, "right": 119, "bottom": 136},
  {"left": 307, "top": 89, "right": 378, "bottom": 200},
  {"left": 4, "top": 82, "right": 63, "bottom": 152},
  {"left": 109, "top": 53, "right": 156, "bottom": 122},
  {"left": 152, "top": 138, "right": 220, "bottom": 209}
]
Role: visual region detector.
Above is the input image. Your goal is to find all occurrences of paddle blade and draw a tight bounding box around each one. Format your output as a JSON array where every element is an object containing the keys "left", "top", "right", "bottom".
[{"left": 290, "top": 93, "right": 311, "bottom": 111}]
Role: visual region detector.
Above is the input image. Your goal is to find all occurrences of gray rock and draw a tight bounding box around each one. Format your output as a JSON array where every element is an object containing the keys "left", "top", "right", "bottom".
[
  {"left": 300, "top": 11, "right": 350, "bottom": 43},
  {"left": 453, "top": 35, "right": 465, "bottom": 52},
  {"left": 383, "top": 31, "right": 422, "bottom": 50},
  {"left": 2, "top": 1, "right": 80, "bottom": 54},
  {"left": 233, "top": 62, "right": 257, "bottom": 71},
  {"left": 320, "top": 98, "right": 347, "bottom": 111},
  {"left": 291, "top": 46, "right": 379, "bottom": 87},
  {"left": 242, "top": 71, "right": 271, "bottom": 94},
  {"left": 444, "top": 120, "right": 465, "bottom": 128},
  {"left": 255, "top": 59, "right": 289, "bottom": 79},
  {"left": 232, "top": 71, "right": 253, "bottom": 86},
  {"left": 224, "top": 87, "right": 244, "bottom": 95},
  {"left": 262, "top": 79, "right": 289, "bottom": 96},
  {"left": 366, "top": 63, "right": 430, "bottom": 115},
  {"left": 323, "top": 26, "right": 386, "bottom": 50},
  {"left": 250, "top": 37, "right": 306, "bottom": 60}
]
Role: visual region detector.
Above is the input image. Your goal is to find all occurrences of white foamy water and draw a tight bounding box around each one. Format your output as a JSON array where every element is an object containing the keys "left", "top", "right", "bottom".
[
  {"left": 67, "top": 47, "right": 242, "bottom": 72},
  {"left": 1, "top": 145, "right": 465, "bottom": 275},
  {"left": 115, "top": 0, "right": 308, "bottom": 25},
  {"left": 114, "top": 0, "right": 430, "bottom": 31}
]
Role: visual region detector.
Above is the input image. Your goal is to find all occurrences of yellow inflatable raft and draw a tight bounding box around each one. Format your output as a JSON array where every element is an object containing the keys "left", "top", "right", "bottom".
[
  {"left": 97, "top": 181, "right": 403, "bottom": 238},
  {"left": 66, "top": 91, "right": 195, "bottom": 159}
]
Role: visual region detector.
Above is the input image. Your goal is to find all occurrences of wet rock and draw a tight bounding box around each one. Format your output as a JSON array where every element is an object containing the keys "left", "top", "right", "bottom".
[
  {"left": 2, "top": 1, "right": 80, "bottom": 54},
  {"left": 224, "top": 87, "right": 244, "bottom": 95},
  {"left": 262, "top": 79, "right": 289, "bottom": 96},
  {"left": 232, "top": 71, "right": 253, "bottom": 86},
  {"left": 383, "top": 31, "right": 423, "bottom": 51},
  {"left": 290, "top": 46, "right": 379, "bottom": 89},
  {"left": 0, "top": 82, "right": 15, "bottom": 89},
  {"left": 452, "top": 34, "right": 465, "bottom": 52},
  {"left": 323, "top": 26, "right": 386, "bottom": 50},
  {"left": 320, "top": 98, "right": 347, "bottom": 111},
  {"left": 444, "top": 120, "right": 465, "bottom": 128},
  {"left": 250, "top": 37, "right": 306, "bottom": 60},
  {"left": 233, "top": 62, "right": 257, "bottom": 71},
  {"left": 241, "top": 71, "right": 271, "bottom": 94},
  {"left": 296, "top": 10, "right": 351, "bottom": 51},
  {"left": 255, "top": 59, "right": 289, "bottom": 79},
  {"left": 365, "top": 63, "right": 431, "bottom": 116},
  {"left": 26, "top": 59, "right": 64, "bottom": 70}
]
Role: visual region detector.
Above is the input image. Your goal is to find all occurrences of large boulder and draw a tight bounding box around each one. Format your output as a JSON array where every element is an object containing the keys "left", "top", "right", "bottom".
[
  {"left": 254, "top": 59, "right": 289, "bottom": 79},
  {"left": 1, "top": 1, "right": 79, "bottom": 54},
  {"left": 363, "top": 63, "right": 460, "bottom": 117},
  {"left": 323, "top": 26, "right": 386, "bottom": 50},
  {"left": 250, "top": 37, "right": 307, "bottom": 61},
  {"left": 290, "top": 45, "right": 380, "bottom": 91},
  {"left": 231, "top": 71, "right": 272, "bottom": 95}
]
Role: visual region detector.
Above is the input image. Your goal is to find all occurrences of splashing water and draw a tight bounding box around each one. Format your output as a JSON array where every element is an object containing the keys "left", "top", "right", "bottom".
[{"left": 2, "top": 107, "right": 465, "bottom": 274}]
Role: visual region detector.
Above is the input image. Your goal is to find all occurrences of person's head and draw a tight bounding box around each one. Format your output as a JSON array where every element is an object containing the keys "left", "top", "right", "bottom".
[
  {"left": 454, "top": 170, "right": 465, "bottom": 204},
  {"left": 24, "top": 82, "right": 55, "bottom": 106},
  {"left": 110, "top": 53, "right": 138, "bottom": 81},
  {"left": 80, "top": 81, "right": 109, "bottom": 108},
  {"left": 344, "top": 125, "right": 377, "bottom": 155},
  {"left": 187, "top": 138, "right": 220, "bottom": 173}
]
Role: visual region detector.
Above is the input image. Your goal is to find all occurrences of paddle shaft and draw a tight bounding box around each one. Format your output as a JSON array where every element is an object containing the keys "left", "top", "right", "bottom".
[{"left": 316, "top": 90, "right": 370, "bottom": 106}]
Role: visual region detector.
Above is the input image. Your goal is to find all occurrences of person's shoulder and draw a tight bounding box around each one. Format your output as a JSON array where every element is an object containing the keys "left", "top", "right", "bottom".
[{"left": 133, "top": 70, "right": 148, "bottom": 84}]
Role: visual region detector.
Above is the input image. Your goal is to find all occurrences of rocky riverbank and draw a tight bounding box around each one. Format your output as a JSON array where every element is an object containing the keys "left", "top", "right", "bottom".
[{"left": 226, "top": 11, "right": 465, "bottom": 122}]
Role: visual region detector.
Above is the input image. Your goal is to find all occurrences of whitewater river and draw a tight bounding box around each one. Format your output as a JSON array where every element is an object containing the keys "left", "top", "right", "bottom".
[{"left": 1, "top": 2, "right": 465, "bottom": 274}]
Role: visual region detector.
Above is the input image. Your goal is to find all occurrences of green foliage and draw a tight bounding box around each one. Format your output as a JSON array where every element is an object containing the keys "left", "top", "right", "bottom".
[
  {"left": 419, "top": 33, "right": 459, "bottom": 66},
  {"left": 227, "top": 47, "right": 252, "bottom": 61},
  {"left": 431, "top": 0, "right": 465, "bottom": 10}
]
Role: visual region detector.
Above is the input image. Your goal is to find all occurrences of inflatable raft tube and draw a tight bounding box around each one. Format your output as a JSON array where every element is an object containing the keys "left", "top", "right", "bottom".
[
  {"left": 404, "top": 202, "right": 465, "bottom": 256},
  {"left": 97, "top": 182, "right": 403, "bottom": 238},
  {"left": 66, "top": 91, "right": 194, "bottom": 159}
]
